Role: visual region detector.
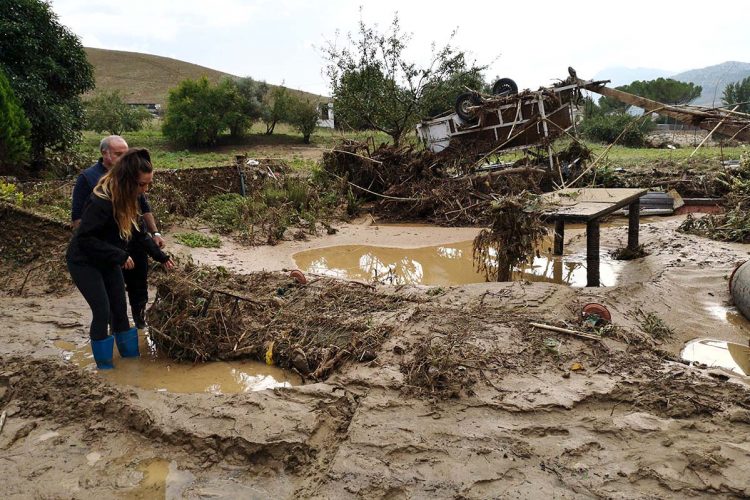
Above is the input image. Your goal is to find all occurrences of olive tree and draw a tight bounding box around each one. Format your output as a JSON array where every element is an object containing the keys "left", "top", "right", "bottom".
[
  {"left": 287, "top": 95, "right": 320, "bottom": 144},
  {"left": 86, "top": 90, "right": 152, "bottom": 135},
  {"left": 262, "top": 85, "right": 292, "bottom": 135},
  {"left": 218, "top": 77, "right": 268, "bottom": 137}
]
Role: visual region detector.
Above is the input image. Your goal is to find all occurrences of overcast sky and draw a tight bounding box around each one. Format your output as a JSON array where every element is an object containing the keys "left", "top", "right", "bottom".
[{"left": 50, "top": 0, "right": 749, "bottom": 96}]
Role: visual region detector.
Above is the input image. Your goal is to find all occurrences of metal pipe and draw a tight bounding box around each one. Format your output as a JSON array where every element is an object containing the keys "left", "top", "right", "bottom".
[{"left": 729, "top": 261, "right": 750, "bottom": 321}]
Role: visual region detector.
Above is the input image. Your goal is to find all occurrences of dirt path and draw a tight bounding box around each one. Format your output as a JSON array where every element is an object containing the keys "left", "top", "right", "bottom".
[{"left": 1, "top": 217, "right": 750, "bottom": 498}]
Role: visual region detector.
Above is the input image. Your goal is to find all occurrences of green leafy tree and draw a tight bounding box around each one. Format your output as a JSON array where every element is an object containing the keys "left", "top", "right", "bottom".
[
  {"left": 0, "top": 0, "right": 94, "bottom": 171},
  {"left": 0, "top": 68, "right": 31, "bottom": 173},
  {"left": 420, "top": 64, "right": 487, "bottom": 118},
  {"left": 162, "top": 77, "right": 225, "bottom": 147},
  {"left": 262, "top": 85, "right": 291, "bottom": 135},
  {"left": 722, "top": 76, "right": 750, "bottom": 114},
  {"left": 599, "top": 78, "right": 702, "bottom": 114},
  {"left": 287, "top": 96, "right": 320, "bottom": 144},
  {"left": 217, "top": 77, "right": 268, "bottom": 137},
  {"left": 324, "top": 13, "right": 486, "bottom": 145},
  {"left": 85, "top": 90, "right": 152, "bottom": 135}
]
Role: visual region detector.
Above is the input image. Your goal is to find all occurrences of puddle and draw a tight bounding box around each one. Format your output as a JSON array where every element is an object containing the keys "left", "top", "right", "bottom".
[
  {"left": 127, "top": 459, "right": 194, "bottom": 499},
  {"left": 55, "top": 336, "right": 301, "bottom": 394},
  {"left": 293, "top": 238, "right": 623, "bottom": 287},
  {"left": 681, "top": 338, "right": 750, "bottom": 376},
  {"left": 704, "top": 302, "right": 750, "bottom": 329}
]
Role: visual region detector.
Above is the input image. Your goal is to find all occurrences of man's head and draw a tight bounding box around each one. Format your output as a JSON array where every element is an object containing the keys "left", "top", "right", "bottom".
[{"left": 100, "top": 135, "right": 128, "bottom": 169}]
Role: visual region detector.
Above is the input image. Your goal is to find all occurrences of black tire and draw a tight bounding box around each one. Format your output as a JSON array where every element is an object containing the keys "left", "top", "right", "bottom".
[
  {"left": 455, "top": 92, "right": 482, "bottom": 121},
  {"left": 492, "top": 78, "right": 518, "bottom": 96}
]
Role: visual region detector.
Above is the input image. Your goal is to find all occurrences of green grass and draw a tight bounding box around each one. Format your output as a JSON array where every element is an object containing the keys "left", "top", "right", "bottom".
[
  {"left": 79, "top": 119, "right": 744, "bottom": 176},
  {"left": 174, "top": 232, "right": 222, "bottom": 248},
  {"left": 79, "top": 119, "right": 397, "bottom": 172}
]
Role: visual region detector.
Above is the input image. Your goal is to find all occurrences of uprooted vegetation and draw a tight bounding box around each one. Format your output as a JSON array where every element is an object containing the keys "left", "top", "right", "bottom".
[
  {"left": 148, "top": 261, "right": 418, "bottom": 380},
  {"left": 679, "top": 152, "right": 750, "bottom": 242},
  {"left": 322, "top": 140, "right": 552, "bottom": 225},
  {"left": 472, "top": 192, "right": 548, "bottom": 281}
]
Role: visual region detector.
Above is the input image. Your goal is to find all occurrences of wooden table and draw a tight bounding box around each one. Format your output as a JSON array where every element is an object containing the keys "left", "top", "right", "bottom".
[{"left": 540, "top": 188, "right": 647, "bottom": 287}]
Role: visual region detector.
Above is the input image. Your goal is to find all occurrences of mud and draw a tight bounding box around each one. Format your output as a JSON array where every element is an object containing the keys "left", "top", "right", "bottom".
[{"left": 2, "top": 210, "right": 750, "bottom": 498}]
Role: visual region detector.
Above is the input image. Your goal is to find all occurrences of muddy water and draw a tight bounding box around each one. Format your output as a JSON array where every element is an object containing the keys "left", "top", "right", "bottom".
[
  {"left": 293, "top": 238, "right": 623, "bottom": 287},
  {"left": 681, "top": 338, "right": 750, "bottom": 376},
  {"left": 127, "top": 459, "right": 195, "bottom": 499},
  {"left": 55, "top": 335, "right": 300, "bottom": 394}
]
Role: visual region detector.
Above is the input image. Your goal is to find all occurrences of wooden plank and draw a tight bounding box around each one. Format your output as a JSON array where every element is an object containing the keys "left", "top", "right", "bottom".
[
  {"left": 542, "top": 188, "right": 645, "bottom": 206},
  {"left": 541, "top": 188, "right": 647, "bottom": 223}
]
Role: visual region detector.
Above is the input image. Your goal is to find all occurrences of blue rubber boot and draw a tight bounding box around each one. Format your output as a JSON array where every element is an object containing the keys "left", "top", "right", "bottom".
[
  {"left": 91, "top": 336, "right": 115, "bottom": 370},
  {"left": 115, "top": 327, "right": 140, "bottom": 358}
]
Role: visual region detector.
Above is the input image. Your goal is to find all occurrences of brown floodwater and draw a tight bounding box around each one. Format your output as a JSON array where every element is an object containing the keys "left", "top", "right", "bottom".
[
  {"left": 293, "top": 237, "right": 623, "bottom": 287},
  {"left": 681, "top": 338, "right": 750, "bottom": 376},
  {"left": 55, "top": 335, "right": 301, "bottom": 394}
]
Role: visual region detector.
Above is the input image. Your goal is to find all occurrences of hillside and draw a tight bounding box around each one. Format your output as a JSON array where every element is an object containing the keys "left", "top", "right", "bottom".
[
  {"left": 592, "top": 61, "right": 750, "bottom": 108},
  {"left": 671, "top": 61, "right": 750, "bottom": 107},
  {"left": 84, "top": 47, "right": 325, "bottom": 106}
]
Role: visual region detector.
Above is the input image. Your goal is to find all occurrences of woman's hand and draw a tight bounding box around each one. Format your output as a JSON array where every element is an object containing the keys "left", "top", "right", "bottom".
[
  {"left": 122, "top": 257, "right": 135, "bottom": 270},
  {"left": 162, "top": 258, "right": 175, "bottom": 271}
]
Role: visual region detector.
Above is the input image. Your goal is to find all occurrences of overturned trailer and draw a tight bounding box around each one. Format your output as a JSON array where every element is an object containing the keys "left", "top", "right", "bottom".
[
  {"left": 416, "top": 79, "right": 590, "bottom": 155},
  {"left": 417, "top": 68, "right": 750, "bottom": 162}
]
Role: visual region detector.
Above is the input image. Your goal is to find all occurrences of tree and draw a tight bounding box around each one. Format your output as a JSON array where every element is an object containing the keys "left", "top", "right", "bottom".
[
  {"left": 723, "top": 76, "right": 750, "bottom": 114},
  {"left": 0, "top": 0, "right": 94, "bottom": 171},
  {"left": 599, "top": 78, "right": 702, "bottom": 114},
  {"left": 85, "top": 90, "right": 152, "bottom": 135},
  {"left": 287, "top": 95, "right": 320, "bottom": 144},
  {"left": 262, "top": 85, "right": 291, "bottom": 135},
  {"left": 324, "top": 13, "right": 486, "bottom": 145},
  {"left": 420, "top": 64, "right": 487, "bottom": 118},
  {"left": 217, "top": 77, "right": 268, "bottom": 137},
  {"left": 162, "top": 77, "right": 225, "bottom": 147},
  {"left": 0, "top": 68, "right": 31, "bottom": 173}
]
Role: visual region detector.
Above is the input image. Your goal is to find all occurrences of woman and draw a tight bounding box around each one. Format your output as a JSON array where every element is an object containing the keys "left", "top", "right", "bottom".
[{"left": 66, "top": 148, "right": 173, "bottom": 369}]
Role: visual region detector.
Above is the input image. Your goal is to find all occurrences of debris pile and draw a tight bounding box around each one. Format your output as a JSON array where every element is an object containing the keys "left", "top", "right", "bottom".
[
  {"left": 323, "top": 141, "right": 547, "bottom": 225},
  {"left": 148, "top": 262, "right": 416, "bottom": 380}
]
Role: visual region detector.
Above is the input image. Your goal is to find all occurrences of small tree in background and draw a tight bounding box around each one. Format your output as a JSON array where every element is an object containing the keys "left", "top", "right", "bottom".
[
  {"left": 218, "top": 77, "right": 268, "bottom": 137},
  {"left": 0, "top": 0, "right": 94, "bottom": 172},
  {"left": 162, "top": 77, "right": 225, "bottom": 147},
  {"left": 85, "top": 90, "right": 152, "bottom": 135},
  {"left": 324, "top": 12, "right": 486, "bottom": 145},
  {"left": 262, "top": 85, "right": 291, "bottom": 135},
  {"left": 287, "top": 96, "right": 320, "bottom": 144},
  {"left": 723, "top": 76, "right": 750, "bottom": 114},
  {"left": 0, "top": 69, "right": 31, "bottom": 174}
]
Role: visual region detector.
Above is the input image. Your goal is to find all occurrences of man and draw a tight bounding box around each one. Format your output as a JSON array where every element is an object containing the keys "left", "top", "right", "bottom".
[{"left": 71, "top": 135, "right": 166, "bottom": 328}]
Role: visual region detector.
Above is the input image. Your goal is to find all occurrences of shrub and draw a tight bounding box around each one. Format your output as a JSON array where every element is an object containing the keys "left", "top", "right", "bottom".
[{"left": 579, "top": 113, "right": 654, "bottom": 147}]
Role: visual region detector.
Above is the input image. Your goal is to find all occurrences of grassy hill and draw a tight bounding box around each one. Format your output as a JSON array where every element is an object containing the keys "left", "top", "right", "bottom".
[{"left": 84, "top": 47, "right": 325, "bottom": 106}]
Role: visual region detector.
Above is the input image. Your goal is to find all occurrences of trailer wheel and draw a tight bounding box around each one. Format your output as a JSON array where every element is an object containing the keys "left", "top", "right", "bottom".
[
  {"left": 455, "top": 92, "right": 481, "bottom": 122},
  {"left": 492, "top": 78, "right": 518, "bottom": 96}
]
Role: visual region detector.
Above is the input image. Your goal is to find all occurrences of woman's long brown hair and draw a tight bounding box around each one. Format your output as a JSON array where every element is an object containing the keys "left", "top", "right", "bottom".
[{"left": 93, "top": 148, "right": 153, "bottom": 240}]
